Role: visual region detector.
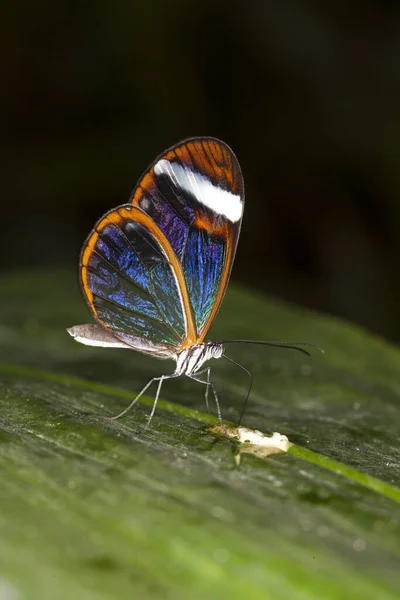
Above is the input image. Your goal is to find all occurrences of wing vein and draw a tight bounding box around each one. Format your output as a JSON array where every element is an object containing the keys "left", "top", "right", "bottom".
[
  {"left": 86, "top": 248, "right": 182, "bottom": 341},
  {"left": 90, "top": 291, "right": 181, "bottom": 340}
]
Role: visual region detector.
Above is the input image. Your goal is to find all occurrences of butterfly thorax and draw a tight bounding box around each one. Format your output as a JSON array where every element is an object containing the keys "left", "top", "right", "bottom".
[{"left": 174, "top": 343, "right": 224, "bottom": 377}]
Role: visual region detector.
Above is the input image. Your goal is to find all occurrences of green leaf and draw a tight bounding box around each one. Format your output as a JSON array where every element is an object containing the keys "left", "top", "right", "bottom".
[{"left": 0, "top": 269, "right": 399, "bottom": 599}]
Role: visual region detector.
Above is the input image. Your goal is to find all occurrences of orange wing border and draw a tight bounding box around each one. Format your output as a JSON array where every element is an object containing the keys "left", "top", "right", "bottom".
[{"left": 80, "top": 204, "right": 198, "bottom": 347}]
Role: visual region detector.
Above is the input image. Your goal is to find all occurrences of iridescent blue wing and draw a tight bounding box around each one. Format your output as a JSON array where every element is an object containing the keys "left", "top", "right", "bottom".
[
  {"left": 130, "top": 137, "right": 245, "bottom": 344},
  {"left": 78, "top": 204, "right": 197, "bottom": 357},
  {"left": 74, "top": 137, "right": 244, "bottom": 356}
]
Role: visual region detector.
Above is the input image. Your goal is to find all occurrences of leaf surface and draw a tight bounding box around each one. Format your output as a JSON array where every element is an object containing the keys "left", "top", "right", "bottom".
[{"left": 0, "top": 270, "right": 399, "bottom": 599}]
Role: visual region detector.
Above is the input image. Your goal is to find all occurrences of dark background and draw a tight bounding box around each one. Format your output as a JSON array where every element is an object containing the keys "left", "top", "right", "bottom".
[{"left": 2, "top": 1, "right": 400, "bottom": 342}]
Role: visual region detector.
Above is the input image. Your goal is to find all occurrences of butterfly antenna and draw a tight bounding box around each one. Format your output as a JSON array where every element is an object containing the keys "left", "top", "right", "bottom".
[
  {"left": 222, "top": 353, "right": 253, "bottom": 426},
  {"left": 221, "top": 340, "right": 324, "bottom": 358}
]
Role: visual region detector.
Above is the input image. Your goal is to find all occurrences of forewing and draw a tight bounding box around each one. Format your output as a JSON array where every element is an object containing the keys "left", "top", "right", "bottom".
[
  {"left": 80, "top": 204, "right": 196, "bottom": 356},
  {"left": 130, "top": 137, "right": 245, "bottom": 344}
]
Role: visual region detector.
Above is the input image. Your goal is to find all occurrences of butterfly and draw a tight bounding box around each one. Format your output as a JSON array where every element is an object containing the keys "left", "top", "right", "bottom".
[{"left": 68, "top": 137, "right": 320, "bottom": 425}]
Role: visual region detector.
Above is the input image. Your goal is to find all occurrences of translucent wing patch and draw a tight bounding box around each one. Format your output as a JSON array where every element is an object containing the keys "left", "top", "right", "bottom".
[
  {"left": 131, "top": 137, "right": 245, "bottom": 343},
  {"left": 80, "top": 205, "right": 197, "bottom": 355},
  {"left": 183, "top": 227, "right": 226, "bottom": 334}
]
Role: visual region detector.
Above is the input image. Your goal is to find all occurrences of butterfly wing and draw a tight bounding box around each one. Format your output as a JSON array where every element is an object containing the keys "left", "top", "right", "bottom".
[
  {"left": 130, "top": 137, "right": 245, "bottom": 345},
  {"left": 78, "top": 204, "right": 197, "bottom": 357}
]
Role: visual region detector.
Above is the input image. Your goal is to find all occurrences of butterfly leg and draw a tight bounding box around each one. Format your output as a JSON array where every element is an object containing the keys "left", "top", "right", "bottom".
[
  {"left": 192, "top": 367, "right": 211, "bottom": 413},
  {"left": 204, "top": 367, "right": 211, "bottom": 413},
  {"left": 145, "top": 373, "right": 180, "bottom": 429},
  {"left": 107, "top": 374, "right": 178, "bottom": 423},
  {"left": 188, "top": 371, "right": 224, "bottom": 425},
  {"left": 191, "top": 367, "right": 211, "bottom": 414}
]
